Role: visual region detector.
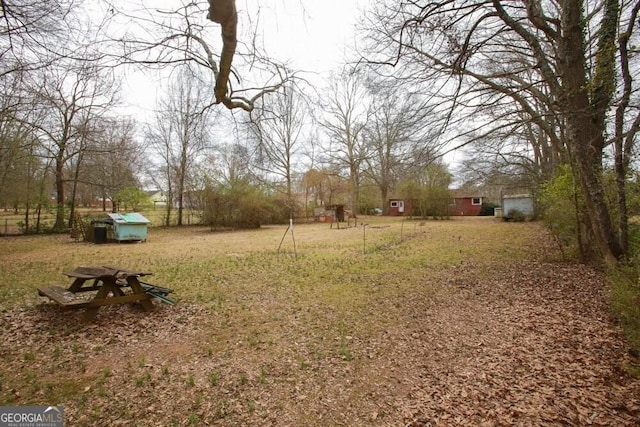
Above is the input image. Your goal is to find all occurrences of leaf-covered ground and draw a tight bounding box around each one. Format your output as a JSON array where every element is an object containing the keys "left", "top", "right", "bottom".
[{"left": 0, "top": 219, "right": 638, "bottom": 426}]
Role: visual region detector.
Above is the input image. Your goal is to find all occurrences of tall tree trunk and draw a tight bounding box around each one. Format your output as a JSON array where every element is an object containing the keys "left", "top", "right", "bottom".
[
  {"left": 349, "top": 165, "right": 359, "bottom": 218},
  {"left": 558, "top": 0, "right": 622, "bottom": 262},
  {"left": 68, "top": 160, "right": 81, "bottom": 229},
  {"left": 54, "top": 157, "right": 66, "bottom": 231},
  {"left": 24, "top": 151, "right": 33, "bottom": 233},
  {"left": 24, "top": 202, "right": 30, "bottom": 233},
  {"left": 612, "top": 1, "right": 640, "bottom": 256},
  {"left": 380, "top": 186, "right": 389, "bottom": 216},
  {"left": 615, "top": 150, "right": 629, "bottom": 255},
  {"left": 177, "top": 171, "right": 184, "bottom": 226},
  {"left": 36, "top": 167, "right": 48, "bottom": 234},
  {"left": 177, "top": 186, "right": 184, "bottom": 226},
  {"left": 36, "top": 205, "right": 42, "bottom": 233},
  {"left": 165, "top": 188, "right": 173, "bottom": 227}
]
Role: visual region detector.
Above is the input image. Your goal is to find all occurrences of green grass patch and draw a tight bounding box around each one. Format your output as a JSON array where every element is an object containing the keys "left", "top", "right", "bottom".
[
  {"left": 134, "top": 371, "right": 152, "bottom": 387},
  {"left": 185, "top": 374, "right": 195, "bottom": 387},
  {"left": 209, "top": 372, "right": 219, "bottom": 387}
]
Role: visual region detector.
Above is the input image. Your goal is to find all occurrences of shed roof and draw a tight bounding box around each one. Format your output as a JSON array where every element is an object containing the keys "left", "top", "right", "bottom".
[{"left": 107, "top": 212, "right": 151, "bottom": 224}]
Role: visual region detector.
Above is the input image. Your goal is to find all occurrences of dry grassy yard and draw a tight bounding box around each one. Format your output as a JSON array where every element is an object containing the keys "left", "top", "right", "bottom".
[{"left": 0, "top": 217, "right": 638, "bottom": 426}]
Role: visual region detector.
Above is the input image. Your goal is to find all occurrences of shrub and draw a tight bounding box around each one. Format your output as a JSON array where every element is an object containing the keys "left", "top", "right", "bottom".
[
  {"left": 538, "top": 165, "right": 582, "bottom": 259},
  {"left": 504, "top": 209, "right": 526, "bottom": 222},
  {"left": 607, "top": 194, "right": 640, "bottom": 375},
  {"left": 480, "top": 202, "right": 497, "bottom": 216},
  {"left": 18, "top": 220, "right": 55, "bottom": 234},
  {"left": 115, "top": 187, "right": 152, "bottom": 211},
  {"left": 203, "top": 180, "right": 290, "bottom": 229}
]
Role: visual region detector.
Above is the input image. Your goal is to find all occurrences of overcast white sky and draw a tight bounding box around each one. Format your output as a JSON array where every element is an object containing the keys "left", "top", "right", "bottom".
[
  {"left": 111, "top": 1, "right": 466, "bottom": 171},
  {"left": 255, "top": 0, "right": 365, "bottom": 74},
  {"left": 118, "top": 0, "right": 366, "bottom": 119}
]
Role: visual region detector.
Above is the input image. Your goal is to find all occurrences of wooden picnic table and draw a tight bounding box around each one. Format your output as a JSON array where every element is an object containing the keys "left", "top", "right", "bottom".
[{"left": 38, "top": 266, "right": 156, "bottom": 321}]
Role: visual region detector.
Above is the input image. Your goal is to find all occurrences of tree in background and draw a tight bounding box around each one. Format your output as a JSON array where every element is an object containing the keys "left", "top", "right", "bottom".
[
  {"left": 0, "top": 0, "right": 80, "bottom": 79},
  {"left": 203, "top": 179, "right": 287, "bottom": 229},
  {"left": 398, "top": 162, "right": 452, "bottom": 219},
  {"left": 0, "top": 72, "right": 37, "bottom": 211},
  {"left": 300, "top": 168, "right": 330, "bottom": 219},
  {"left": 248, "top": 81, "right": 309, "bottom": 215},
  {"left": 360, "top": 1, "right": 640, "bottom": 263},
  {"left": 207, "top": 142, "right": 256, "bottom": 186},
  {"left": 115, "top": 187, "right": 151, "bottom": 212},
  {"left": 146, "top": 67, "right": 215, "bottom": 226},
  {"left": 84, "top": 118, "right": 143, "bottom": 212},
  {"left": 363, "top": 87, "right": 440, "bottom": 215},
  {"left": 27, "top": 58, "right": 119, "bottom": 231},
  {"left": 299, "top": 167, "right": 351, "bottom": 218},
  {"left": 320, "top": 68, "right": 370, "bottom": 217}
]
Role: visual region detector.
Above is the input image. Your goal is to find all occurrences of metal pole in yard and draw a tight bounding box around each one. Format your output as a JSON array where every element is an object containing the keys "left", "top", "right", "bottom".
[
  {"left": 363, "top": 223, "right": 368, "bottom": 254},
  {"left": 290, "top": 217, "right": 297, "bottom": 258}
]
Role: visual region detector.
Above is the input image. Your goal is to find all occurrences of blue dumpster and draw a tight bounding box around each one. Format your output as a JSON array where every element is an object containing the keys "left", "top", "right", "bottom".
[{"left": 107, "top": 213, "right": 151, "bottom": 242}]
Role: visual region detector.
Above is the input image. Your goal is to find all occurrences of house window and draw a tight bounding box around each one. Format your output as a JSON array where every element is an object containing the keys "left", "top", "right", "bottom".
[
  {"left": 472, "top": 197, "right": 482, "bottom": 205},
  {"left": 390, "top": 201, "right": 398, "bottom": 207}
]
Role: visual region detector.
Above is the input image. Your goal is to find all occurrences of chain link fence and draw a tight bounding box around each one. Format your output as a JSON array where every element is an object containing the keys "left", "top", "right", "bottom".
[{"left": 0, "top": 209, "right": 204, "bottom": 237}]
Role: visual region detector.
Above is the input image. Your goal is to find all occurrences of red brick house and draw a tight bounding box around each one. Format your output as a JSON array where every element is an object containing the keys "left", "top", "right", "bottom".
[
  {"left": 449, "top": 196, "right": 483, "bottom": 216},
  {"left": 388, "top": 198, "right": 412, "bottom": 216}
]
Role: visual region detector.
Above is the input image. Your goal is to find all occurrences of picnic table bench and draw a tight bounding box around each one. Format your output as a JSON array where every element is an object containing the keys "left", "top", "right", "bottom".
[{"left": 38, "top": 266, "right": 173, "bottom": 321}]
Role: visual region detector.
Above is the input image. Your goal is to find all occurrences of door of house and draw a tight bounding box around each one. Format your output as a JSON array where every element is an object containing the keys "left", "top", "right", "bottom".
[{"left": 398, "top": 200, "right": 404, "bottom": 213}]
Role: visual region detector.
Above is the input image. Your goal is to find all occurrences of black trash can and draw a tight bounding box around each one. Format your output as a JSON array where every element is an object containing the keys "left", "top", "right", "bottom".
[{"left": 94, "top": 225, "right": 107, "bottom": 244}]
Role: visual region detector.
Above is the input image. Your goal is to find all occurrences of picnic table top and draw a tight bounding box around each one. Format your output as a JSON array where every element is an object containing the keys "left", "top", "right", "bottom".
[{"left": 63, "top": 266, "right": 152, "bottom": 279}]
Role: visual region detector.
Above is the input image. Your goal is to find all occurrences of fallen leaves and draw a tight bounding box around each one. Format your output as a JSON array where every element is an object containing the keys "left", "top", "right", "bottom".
[{"left": 396, "top": 262, "right": 640, "bottom": 426}]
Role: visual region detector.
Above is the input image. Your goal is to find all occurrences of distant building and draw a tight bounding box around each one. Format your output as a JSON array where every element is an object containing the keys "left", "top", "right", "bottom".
[
  {"left": 387, "top": 194, "right": 484, "bottom": 217},
  {"left": 501, "top": 194, "right": 535, "bottom": 219},
  {"left": 146, "top": 190, "right": 167, "bottom": 208},
  {"left": 388, "top": 198, "right": 411, "bottom": 216},
  {"left": 449, "top": 196, "right": 483, "bottom": 216}
]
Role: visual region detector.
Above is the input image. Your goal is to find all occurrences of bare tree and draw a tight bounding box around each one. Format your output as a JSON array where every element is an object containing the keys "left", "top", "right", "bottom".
[
  {"left": 611, "top": 1, "right": 640, "bottom": 255},
  {"left": 0, "top": 71, "right": 35, "bottom": 208},
  {"left": 457, "top": 81, "right": 566, "bottom": 186},
  {"left": 363, "top": 87, "right": 441, "bottom": 214},
  {"left": 248, "top": 82, "right": 309, "bottom": 210},
  {"left": 107, "top": 0, "right": 288, "bottom": 112},
  {"left": 209, "top": 142, "right": 255, "bottom": 185},
  {"left": 360, "top": 0, "right": 640, "bottom": 262},
  {"left": 0, "top": 0, "right": 82, "bottom": 78},
  {"left": 299, "top": 167, "right": 349, "bottom": 217},
  {"left": 25, "top": 57, "right": 119, "bottom": 231},
  {"left": 320, "top": 68, "right": 370, "bottom": 217},
  {"left": 0, "top": 69, "right": 57, "bottom": 231},
  {"left": 83, "top": 118, "right": 143, "bottom": 212},
  {"left": 146, "top": 67, "right": 215, "bottom": 226}
]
